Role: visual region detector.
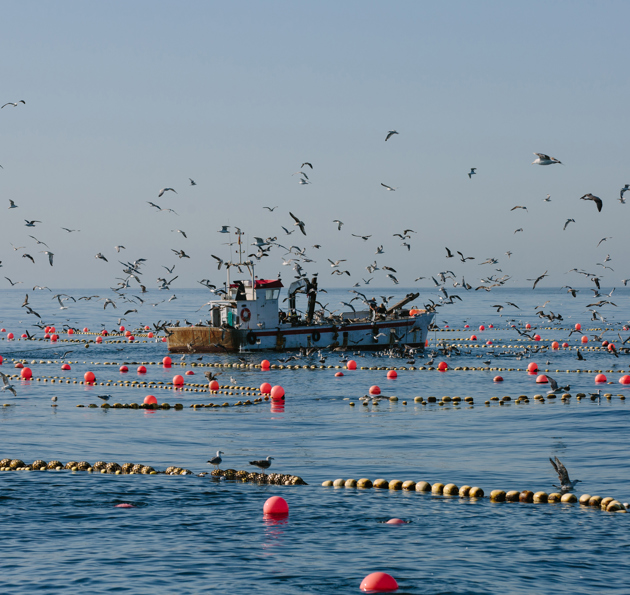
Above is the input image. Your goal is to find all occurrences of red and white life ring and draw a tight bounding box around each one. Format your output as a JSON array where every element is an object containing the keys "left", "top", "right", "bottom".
[{"left": 241, "top": 307, "right": 251, "bottom": 322}]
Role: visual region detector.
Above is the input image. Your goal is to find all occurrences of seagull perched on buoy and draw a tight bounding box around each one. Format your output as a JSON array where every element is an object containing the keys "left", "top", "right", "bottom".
[
  {"left": 550, "top": 456, "right": 581, "bottom": 492},
  {"left": 249, "top": 456, "right": 274, "bottom": 475},
  {"left": 207, "top": 450, "right": 224, "bottom": 471},
  {"left": 532, "top": 152, "right": 562, "bottom": 165}
]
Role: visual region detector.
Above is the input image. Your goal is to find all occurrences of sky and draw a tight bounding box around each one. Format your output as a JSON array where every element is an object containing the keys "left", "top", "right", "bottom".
[{"left": 1, "top": 1, "right": 629, "bottom": 292}]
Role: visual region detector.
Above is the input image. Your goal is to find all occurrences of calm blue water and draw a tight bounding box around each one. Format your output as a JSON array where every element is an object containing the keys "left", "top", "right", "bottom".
[{"left": 0, "top": 287, "right": 629, "bottom": 594}]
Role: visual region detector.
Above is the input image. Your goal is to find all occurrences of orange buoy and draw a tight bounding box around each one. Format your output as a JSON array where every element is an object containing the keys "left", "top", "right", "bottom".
[
  {"left": 528, "top": 362, "right": 538, "bottom": 372},
  {"left": 148, "top": 332, "right": 154, "bottom": 338},
  {"left": 437, "top": 361, "right": 448, "bottom": 371},
  {"left": 594, "top": 374, "right": 607, "bottom": 383},
  {"left": 125, "top": 330, "right": 131, "bottom": 337},
  {"left": 270, "top": 385, "right": 285, "bottom": 400},
  {"left": 387, "top": 370, "right": 397, "bottom": 379},
  {"left": 84, "top": 371, "right": 96, "bottom": 383},
  {"left": 536, "top": 374, "right": 548, "bottom": 383},
  {"left": 551, "top": 341, "right": 559, "bottom": 350},
  {"left": 575, "top": 323, "right": 582, "bottom": 331},
  {"left": 261, "top": 359, "right": 270, "bottom": 369},
  {"left": 61, "top": 364, "right": 71, "bottom": 371},
  {"left": 260, "top": 382, "right": 272, "bottom": 394},
  {"left": 263, "top": 496, "right": 288, "bottom": 515},
  {"left": 581, "top": 336, "right": 588, "bottom": 344},
  {"left": 369, "top": 385, "right": 381, "bottom": 395},
  {"left": 163, "top": 356, "right": 172, "bottom": 367},
  {"left": 359, "top": 572, "right": 398, "bottom": 592},
  {"left": 209, "top": 380, "right": 219, "bottom": 391},
  {"left": 20, "top": 367, "right": 33, "bottom": 379},
  {"left": 137, "top": 365, "right": 146, "bottom": 374},
  {"left": 173, "top": 375, "right": 184, "bottom": 386},
  {"left": 494, "top": 376, "right": 503, "bottom": 382},
  {"left": 602, "top": 340, "right": 608, "bottom": 347},
  {"left": 347, "top": 360, "right": 357, "bottom": 370},
  {"left": 120, "top": 366, "right": 128, "bottom": 372},
  {"left": 608, "top": 343, "right": 616, "bottom": 351},
  {"left": 144, "top": 395, "right": 157, "bottom": 405},
  {"left": 185, "top": 370, "right": 194, "bottom": 375}
]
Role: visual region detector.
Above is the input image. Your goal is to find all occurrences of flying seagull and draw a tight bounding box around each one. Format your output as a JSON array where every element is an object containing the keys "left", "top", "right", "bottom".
[
  {"left": 289, "top": 212, "right": 306, "bottom": 235},
  {"left": 563, "top": 218, "right": 575, "bottom": 231},
  {"left": 8, "top": 200, "right": 17, "bottom": 209},
  {"left": 158, "top": 188, "right": 177, "bottom": 197},
  {"left": 550, "top": 456, "right": 581, "bottom": 492},
  {"left": 468, "top": 168, "right": 476, "bottom": 179},
  {"left": 580, "top": 193, "right": 603, "bottom": 212},
  {"left": 532, "top": 152, "right": 562, "bottom": 165},
  {"left": 189, "top": 178, "right": 197, "bottom": 186},
  {"left": 527, "top": 270, "right": 548, "bottom": 289},
  {"left": 0, "top": 372, "right": 17, "bottom": 396},
  {"left": 1, "top": 100, "right": 25, "bottom": 108},
  {"left": 619, "top": 185, "right": 629, "bottom": 204},
  {"left": 381, "top": 183, "right": 396, "bottom": 191},
  {"left": 385, "top": 130, "right": 398, "bottom": 141}
]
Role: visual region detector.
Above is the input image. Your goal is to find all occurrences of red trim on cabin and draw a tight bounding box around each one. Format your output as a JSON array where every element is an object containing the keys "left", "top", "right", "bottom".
[{"left": 229, "top": 279, "right": 284, "bottom": 289}]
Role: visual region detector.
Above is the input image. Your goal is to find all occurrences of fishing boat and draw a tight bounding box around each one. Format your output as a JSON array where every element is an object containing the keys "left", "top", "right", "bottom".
[{"left": 166, "top": 262, "right": 434, "bottom": 353}]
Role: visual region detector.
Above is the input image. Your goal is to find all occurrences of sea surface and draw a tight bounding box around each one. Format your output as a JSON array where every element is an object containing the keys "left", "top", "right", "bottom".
[{"left": 0, "top": 287, "right": 629, "bottom": 594}]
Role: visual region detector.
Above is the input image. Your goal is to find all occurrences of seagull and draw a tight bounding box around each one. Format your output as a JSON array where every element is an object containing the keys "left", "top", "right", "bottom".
[
  {"left": 189, "top": 178, "right": 197, "bottom": 186},
  {"left": 24, "top": 220, "right": 41, "bottom": 227},
  {"left": 207, "top": 450, "right": 224, "bottom": 471},
  {"left": 171, "top": 249, "right": 190, "bottom": 259},
  {"left": 468, "top": 168, "right": 476, "bottom": 179},
  {"left": 172, "top": 229, "right": 187, "bottom": 238},
  {"left": 333, "top": 220, "right": 344, "bottom": 230},
  {"left": 289, "top": 212, "right": 306, "bottom": 235},
  {"left": 61, "top": 227, "right": 80, "bottom": 233},
  {"left": 8, "top": 200, "right": 17, "bottom": 209},
  {"left": 532, "top": 152, "right": 562, "bottom": 165},
  {"left": 96, "top": 394, "right": 111, "bottom": 401},
  {"left": 1, "top": 100, "right": 25, "bottom": 108},
  {"left": 249, "top": 456, "right": 274, "bottom": 474},
  {"left": 40, "top": 251, "right": 54, "bottom": 266},
  {"left": 543, "top": 194, "right": 551, "bottom": 202},
  {"left": 619, "top": 185, "right": 629, "bottom": 204},
  {"left": 527, "top": 270, "right": 548, "bottom": 289},
  {"left": 381, "top": 183, "right": 396, "bottom": 191},
  {"left": 550, "top": 456, "right": 581, "bottom": 492},
  {"left": 514, "top": 228, "right": 523, "bottom": 234},
  {"left": 158, "top": 188, "right": 177, "bottom": 197},
  {"left": 218, "top": 225, "right": 230, "bottom": 233},
  {"left": 95, "top": 253, "right": 108, "bottom": 262},
  {"left": 597, "top": 236, "right": 611, "bottom": 247},
  {"left": 301, "top": 162, "right": 313, "bottom": 169},
  {"left": 4, "top": 277, "right": 22, "bottom": 286},
  {"left": 328, "top": 259, "right": 346, "bottom": 268},
  {"left": 580, "top": 193, "right": 603, "bottom": 212},
  {"left": 387, "top": 273, "right": 399, "bottom": 284},
  {"left": 545, "top": 375, "right": 570, "bottom": 395},
  {"left": 511, "top": 206, "right": 528, "bottom": 212},
  {"left": 563, "top": 218, "right": 575, "bottom": 231},
  {"left": 385, "top": 130, "right": 398, "bottom": 141},
  {"left": 0, "top": 372, "right": 17, "bottom": 396},
  {"left": 115, "top": 245, "right": 126, "bottom": 252},
  {"left": 22, "top": 253, "right": 35, "bottom": 264},
  {"left": 263, "top": 206, "right": 278, "bottom": 211},
  {"left": 445, "top": 247, "right": 454, "bottom": 258}
]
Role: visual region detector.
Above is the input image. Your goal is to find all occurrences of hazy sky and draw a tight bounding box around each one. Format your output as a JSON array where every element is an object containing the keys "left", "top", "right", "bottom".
[{"left": 1, "top": 1, "right": 629, "bottom": 291}]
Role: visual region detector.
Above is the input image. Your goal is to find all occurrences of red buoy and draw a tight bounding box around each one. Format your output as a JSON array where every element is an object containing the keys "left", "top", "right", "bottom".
[
  {"left": 527, "top": 362, "right": 538, "bottom": 372},
  {"left": 261, "top": 359, "right": 271, "bottom": 369},
  {"left": 61, "top": 364, "right": 71, "bottom": 371},
  {"left": 20, "top": 367, "right": 33, "bottom": 379},
  {"left": 494, "top": 376, "right": 503, "bottom": 382},
  {"left": 437, "top": 361, "right": 448, "bottom": 371},
  {"left": 83, "top": 327, "right": 89, "bottom": 332},
  {"left": 15, "top": 362, "right": 23, "bottom": 368},
  {"left": 119, "top": 326, "right": 125, "bottom": 332},
  {"left": 525, "top": 323, "right": 531, "bottom": 329},
  {"left": 173, "top": 375, "right": 184, "bottom": 386},
  {"left": 270, "top": 385, "right": 285, "bottom": 400},
  {"left": 385, "top": 518, "right": 406, "bottom": 524},
  {"left": 144, "top": 326, "right": 150, "bottom": 330},
  {"left": 335, "top": 371, "right": 344, "bottom": 377},
  {"left": 67, "top": 329, "right": 74, "bottom": 335},
  {"left": 619, "top": 375, "right": 630, "bottom": 385},
  {"left": 347, "top": 360, "right": 357, "bottom": 370},
  {"left": 163, "top": 356, "right": 172, "bottom": 367},
  {"left": 7, "top": 333, "right": 14, "bottom": 340},
  {"left": 144, "top": 395, "right": 157, "bottom": 405},
  {"left": 533, "top": 334, "right": 541, "bottom": 341},
  {"left": 562, "top": 342, "right": 569, "bottom": 348},
  {"left": 147, "top": 332, "right": 154, "bottom": 338},
  {"left": 581, "top": 336, "right": 588, "bottom": 344},
  {"left": 0, "top": 355, "right": 3, "bottom": 365},
  {"left": 96, "top": 336, "right": 103, "bottom": 344},
  {"left": 185, "top": 370, "right": 194, "bottom": 375},
  {"left": 536, "top": 374, "right": 548, "bottom": 383},
  {"left": 470, "top": 335, "right": 477, "bottom": 341},
  {"left": 263, "top": 496, "right": 289, "bottom": 515},
  {"left": 119, "top": 365, "right": 128, "bottom": 372},
  {"left": 551, "top": 341, "right": 559, "bottom": 350},
  {"left": 84, "top": 371, "right": 96, "bottom": 383},
  {"left": 137, "top": 365, "right": 146, "bottom": 374},
  {"left": 575, "top": 323, "right": 582, "bottom": 331},
  {"left": 209, "top": 380, "right": 219, "bottom": 391},
  {"left": 260, "top": 382, "right": 271, "bottom": 394},
  {"left": 369, "top": 385, "right": 381, "bottom": 395},
  {"left": 387, "top": 370, "right": 397, "bottom": 379},
  {"left": 594, "top": 374, "right": 607, "bottom": 383},
  {"left": 479, "top": 325, "right": 485, "bottom": 331},
  {"left": 464, "top": 324, "right": 469, "bottom": 328},
  {"left": 360, "top": 572, "right": 398, "bottom": 592}
]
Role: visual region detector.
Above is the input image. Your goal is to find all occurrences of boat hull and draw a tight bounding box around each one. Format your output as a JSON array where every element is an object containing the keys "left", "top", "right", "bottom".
[{"left": 167, "top": 313, "right": 434, "bottom": 353}]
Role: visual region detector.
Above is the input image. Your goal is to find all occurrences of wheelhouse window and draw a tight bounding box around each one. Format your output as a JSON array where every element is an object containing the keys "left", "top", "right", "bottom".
[{"left": 266, "top": 289, "right": 280, "bottom": 300}]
